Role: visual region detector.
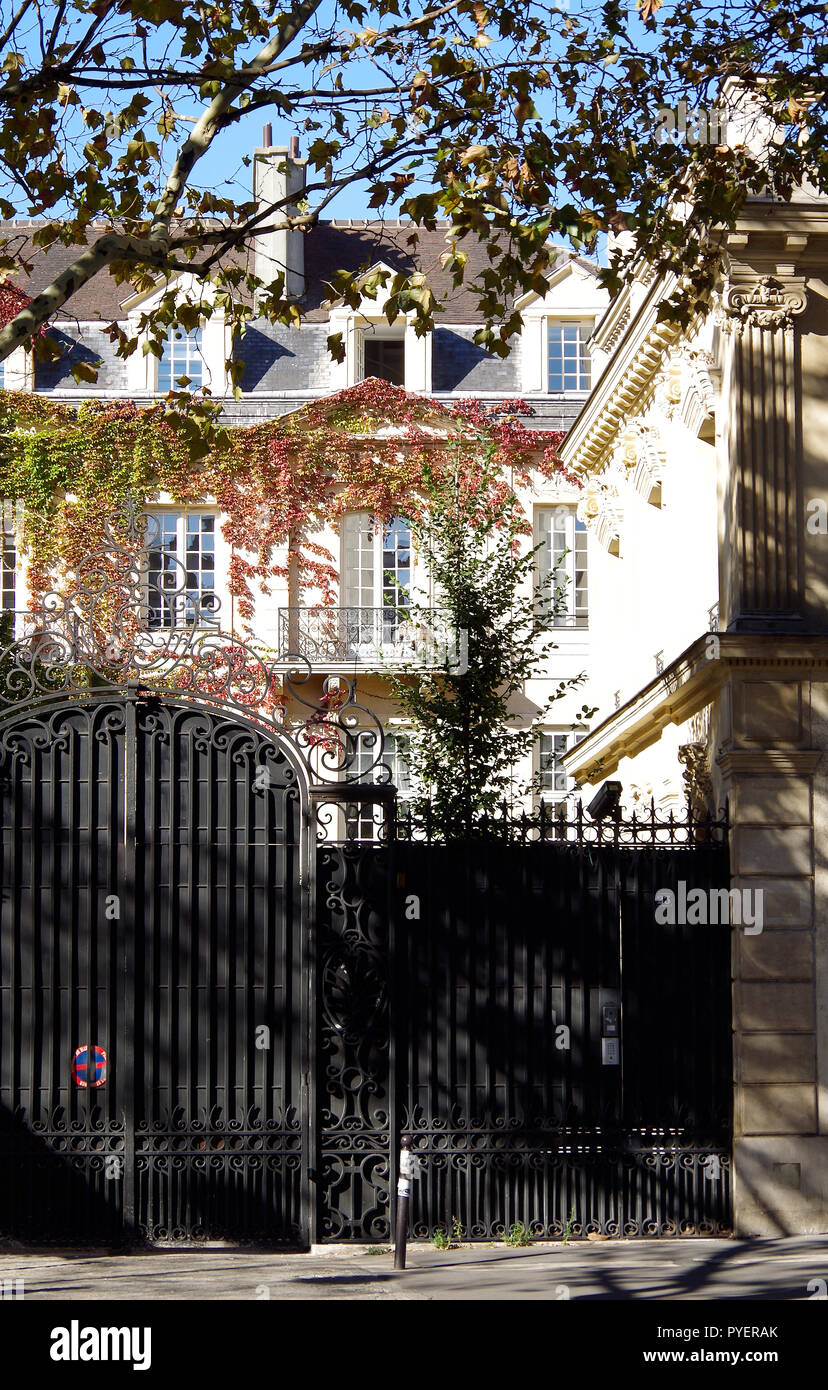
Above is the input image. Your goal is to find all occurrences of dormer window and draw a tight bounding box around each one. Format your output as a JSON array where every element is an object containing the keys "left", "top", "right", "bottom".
[
  {"left": 157, "top": 326, "right": 203, "bottom": 392},
  {"left": 547, "top": 321, "right": 591, "bottom": 392},
  {"left": 357, "top": 326, "right": 406, "bottom": 386}
]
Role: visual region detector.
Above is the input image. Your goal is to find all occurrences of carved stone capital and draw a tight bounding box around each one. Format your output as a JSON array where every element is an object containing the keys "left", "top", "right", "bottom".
[{"left": 721, "top": 274, "right": 807, "bottom": 332}]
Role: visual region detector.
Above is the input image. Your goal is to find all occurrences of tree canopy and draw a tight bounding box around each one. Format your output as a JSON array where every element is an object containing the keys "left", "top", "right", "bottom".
[{"left": 0, "top": 0, "right": 824, "bottom": 387}]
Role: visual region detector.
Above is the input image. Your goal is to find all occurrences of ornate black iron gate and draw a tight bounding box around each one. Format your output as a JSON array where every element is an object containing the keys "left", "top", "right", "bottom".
[
  {"left": 315, "top": 815, "right": 732, "bottom": 1243},
  {"left": 0, "top": 696, "right": 307, "bottom": 1245},
  {"left": 0, "top": 693, "right": 731, "bottom": 1248}
]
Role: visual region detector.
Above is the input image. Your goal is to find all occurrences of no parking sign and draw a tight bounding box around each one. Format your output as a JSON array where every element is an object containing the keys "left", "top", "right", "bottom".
[{"left": 73, "top": 1045, "right": 107, "bottom": 1088}]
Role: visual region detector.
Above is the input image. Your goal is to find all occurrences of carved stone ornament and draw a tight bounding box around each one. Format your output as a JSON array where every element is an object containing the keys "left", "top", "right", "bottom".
[
  {"left": 577, "top": 480, "right": 622, "bottom": 556},
  {"left": 678, "top": 741, "right": 713, "bottom": 815},
  {"left": 721, "top": 274, "right": 807, "bottom": 332},
  {"left": 612, "top": 421, "right": 665, "bottom": 505}
]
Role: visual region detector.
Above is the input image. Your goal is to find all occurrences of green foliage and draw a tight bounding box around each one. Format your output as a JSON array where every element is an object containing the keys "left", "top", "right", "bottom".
[
  {"left": 562, "top": 1205, "right": 577, "bottom": 1245},
  {"left": 432, "top": 1216, "right": 464, "bottom": 1250},
  {"left": 0, "top": 1, "right": 825, "bottom": 383},
  {"left": 503, "top": 1221, "right": 534, "bottom": 1247},
  {"left": 385, "top": 441, "right": 594, "bottom": 832}
]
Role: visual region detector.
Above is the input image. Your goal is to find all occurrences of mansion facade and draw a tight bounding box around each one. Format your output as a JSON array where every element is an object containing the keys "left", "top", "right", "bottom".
[
  {"left": 0, "top": 141, "right": 610, "bottom": 817},
  {"left": 0, "top": 139, "right": 827, "bottom": 1239}
]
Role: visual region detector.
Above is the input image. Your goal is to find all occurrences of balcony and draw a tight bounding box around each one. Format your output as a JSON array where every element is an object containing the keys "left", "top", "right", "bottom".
[{"left": 277, "top": 606, "right": 463, "bottom": 671}]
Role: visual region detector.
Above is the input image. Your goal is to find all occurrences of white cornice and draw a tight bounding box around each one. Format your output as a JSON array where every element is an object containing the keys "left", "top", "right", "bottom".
[
  {"left": 560, "top": 268, "right": 684, "bottom": 478},
  {"left": 562, "top": 634, "right": 828, "bottom": 782}
]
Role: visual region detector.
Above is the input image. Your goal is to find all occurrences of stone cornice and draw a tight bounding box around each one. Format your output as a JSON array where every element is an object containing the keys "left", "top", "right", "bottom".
[
  {"left": 569, "top": 202, "right": 827, "bottom": 480},
  {"left": 718, "top": 202, "right": 828, "bottom": 249},
  {"left": 590, "top": 285, "right": 632, "bottom": 355},
  {"left": 560, "top": 268, "right": 685, "bottom": 477},
  {"left": 716, "top": 749, "right": 823, "bottom": 777},
  {"left": 562, "top": 634, "right": 828, "bottom": 782}
]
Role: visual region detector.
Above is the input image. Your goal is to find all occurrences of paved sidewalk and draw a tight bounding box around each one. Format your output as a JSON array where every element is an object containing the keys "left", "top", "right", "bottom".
[{"left": 1, "top": 1236, "right": 826, "bottom": 1300}]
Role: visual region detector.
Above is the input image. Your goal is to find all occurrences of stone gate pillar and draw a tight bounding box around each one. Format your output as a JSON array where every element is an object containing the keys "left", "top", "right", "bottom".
[
  {"left": 713, "top": 259, "right": 828, "bottom": 1234},
  {"left": 719, "top": 269, "right": 807, "bottom": 632}
]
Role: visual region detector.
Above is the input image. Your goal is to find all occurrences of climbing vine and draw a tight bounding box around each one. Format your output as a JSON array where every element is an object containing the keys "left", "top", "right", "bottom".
[{"left": 0, "top": 378, "right": 578, "bottom": 618}]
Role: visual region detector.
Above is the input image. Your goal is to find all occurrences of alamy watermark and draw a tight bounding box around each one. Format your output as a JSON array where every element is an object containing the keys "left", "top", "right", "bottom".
[
  {"left": 654, "top": 102, "right": 731, "bottom": 147},
  {"left": 655, "top": 882, "right": 763, "bottom": 934}
]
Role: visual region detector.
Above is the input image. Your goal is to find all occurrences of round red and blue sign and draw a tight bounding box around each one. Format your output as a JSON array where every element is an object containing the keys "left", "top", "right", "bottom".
[{"left": 72, "top": 1045, "right": 107, "bottom": 1088}]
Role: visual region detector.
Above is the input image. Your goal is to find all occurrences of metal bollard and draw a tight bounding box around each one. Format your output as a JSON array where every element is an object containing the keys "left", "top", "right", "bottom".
[{"left": 393, "top": 1133, "right": 413, "bottom": 1270}]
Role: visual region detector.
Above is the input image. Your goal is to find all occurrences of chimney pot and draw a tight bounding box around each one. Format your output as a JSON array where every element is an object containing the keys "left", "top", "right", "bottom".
[
  {"left": 289, "top": 136, "right": 300, "bottom": 159},
  {"left": 263, "top": 123, "right": 273, "bottom": 147}
]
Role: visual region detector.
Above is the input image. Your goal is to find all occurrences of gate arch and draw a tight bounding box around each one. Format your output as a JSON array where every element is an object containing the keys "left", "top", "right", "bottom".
[{"left": 0, "top": 693, "right": 315, "bottom": 1245}]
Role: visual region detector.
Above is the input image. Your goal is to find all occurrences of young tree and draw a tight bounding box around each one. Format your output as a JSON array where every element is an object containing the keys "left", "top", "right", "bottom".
[
  {"left": 0, "top": 0, "right": 824, "bottom": 387},
  {"left": 383, "top": 443, "right": 594, "bottom": 831}
]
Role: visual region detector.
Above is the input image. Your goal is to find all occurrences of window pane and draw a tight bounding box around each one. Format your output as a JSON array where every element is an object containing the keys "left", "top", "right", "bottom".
[
  {"left": 1, "top": 505, "right": 15, "bottom": 611},
  {"left": 345, "top": 729, "right": 412, "bottom": 839},
  {"left": 548, "top": 322, "right": 591, "bottom": 392},
  {"left": 539, "top": 732, "right": 569, "bottom": 795},
  {"left": 146, "top": 512, "right": 218, "bottom": 628},
  {"left": 362, "top": 337, "right": 405, "bottom": 386},
  {"left": 537, "top": 506, "right": 588, "bottom": 627},
  {"left": 158, "top": 326, "right": 203, "bottom": 391}
]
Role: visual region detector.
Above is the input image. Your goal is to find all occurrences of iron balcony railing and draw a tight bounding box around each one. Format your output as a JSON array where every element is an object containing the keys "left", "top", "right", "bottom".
[{"left": 277, "top": 606, "right": 464, "bottom": 669}]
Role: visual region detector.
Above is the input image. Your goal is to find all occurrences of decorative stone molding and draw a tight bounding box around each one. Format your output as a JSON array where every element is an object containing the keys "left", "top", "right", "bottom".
[
  {"left": 669, "top": 349, "right": 719, "bottom": 436},
  {"left": 561, "top": 273, "right": 686, "bottom": 478},
  {"left": 721, "top": 274, "right": 807, "bottom": 333},
  {"left": 678, "top": 741, "right": 713, "bottom": 814},
  {"left": 613, "top": 419, "right": 666, "bottom": 505},
  {"left": 716, "top": 749, "right": 822, "bottom": 777},
  {"left": 599, "top": 304, "right": 632, "bottom": 357},
  {"left": 687, "top": 703, "right": 712, "bottom": 745},
  {"left": 654, "top": 354, "right": 684, "bottom": 416},
  {"left": 577, "top": 479, "right": 622, "bottom": 556}
]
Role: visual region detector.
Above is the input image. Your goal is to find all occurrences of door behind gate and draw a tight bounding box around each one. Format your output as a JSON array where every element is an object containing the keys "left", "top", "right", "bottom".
[{"left": 0, "top": 697, "right": 307, "bottom": 1246}]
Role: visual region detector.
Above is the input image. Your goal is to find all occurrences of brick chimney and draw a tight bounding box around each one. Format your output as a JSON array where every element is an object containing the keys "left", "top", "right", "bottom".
[{"left": 253, "top": 132, "right": 306, "bottom": 301}]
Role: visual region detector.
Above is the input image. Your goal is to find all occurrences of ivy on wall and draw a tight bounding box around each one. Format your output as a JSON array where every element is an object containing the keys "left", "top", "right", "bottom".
[{"left": 0, "top": 378, "right": 578, "bottom": 617}]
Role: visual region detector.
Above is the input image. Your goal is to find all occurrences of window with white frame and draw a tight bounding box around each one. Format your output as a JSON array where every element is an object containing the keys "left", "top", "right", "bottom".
[
  {"left": 341, "top": 512, "right": 412, "bottom": 649},
  {"left": 1, "top": 508, "right": 15, "bottom": 611},
  {"left": 157, "top": 326, "right": 203, "bottom": 392},
  {"left": 356, "top": 326, "right": 405, "bottom": 386},
  {"left": 536, "top": 507, "right": 588, "bottom": 627},
  {"left": 145, "top": 512, "right": 218, "bottom": 628},
  {"left": 547, "top": 321, "right": 591, "bottom": 392},
  {"left": 537, "top": 729, "right": 586, "bottom": 801},
  {"left": 344, "top": 730, "right": 413, "bottom": 839}
]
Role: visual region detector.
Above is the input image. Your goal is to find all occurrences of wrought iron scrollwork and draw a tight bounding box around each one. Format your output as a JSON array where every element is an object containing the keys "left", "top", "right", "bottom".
[{"left": 0, "top": 496, "right": 387, "bottom": 783}]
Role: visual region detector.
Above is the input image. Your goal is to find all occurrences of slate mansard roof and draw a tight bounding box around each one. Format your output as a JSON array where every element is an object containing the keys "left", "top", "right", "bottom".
[
  {"left": 0, "top": 218, "right": 600, "bottom": 325},
  {"left": 1, "top": 219, "right": 601, "bottom": 430}
]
